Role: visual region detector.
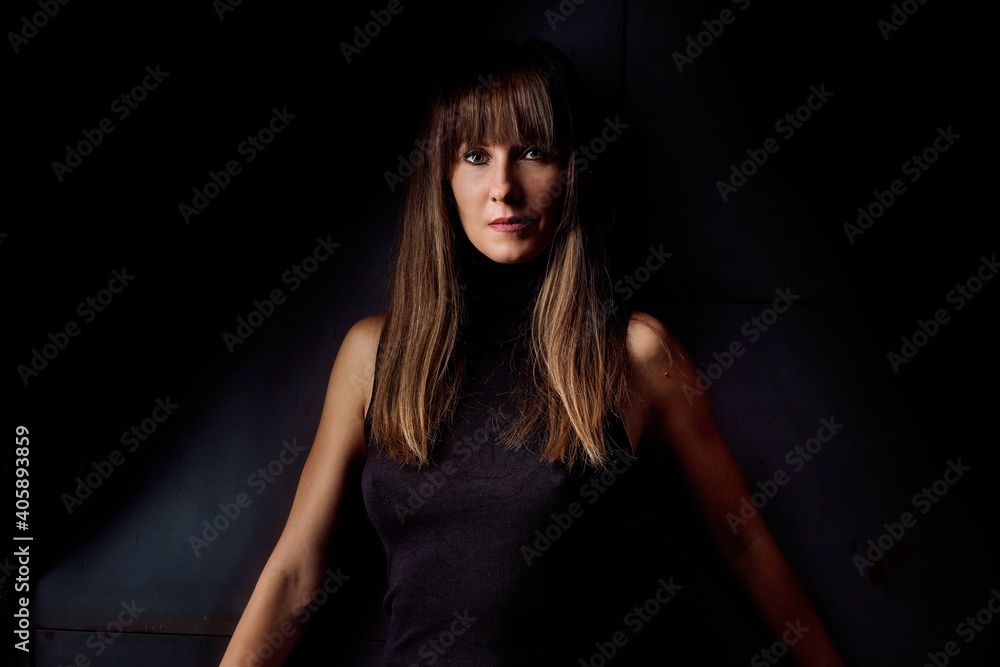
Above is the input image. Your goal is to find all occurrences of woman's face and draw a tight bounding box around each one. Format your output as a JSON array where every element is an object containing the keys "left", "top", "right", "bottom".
[{"left": 448, "top": 143, "right": 563, "bottom": 264}]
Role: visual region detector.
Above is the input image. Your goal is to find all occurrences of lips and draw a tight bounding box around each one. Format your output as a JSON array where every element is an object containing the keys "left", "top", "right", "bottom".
[{"left": 489, "top": 216, "right": 538, "bottom": 232}]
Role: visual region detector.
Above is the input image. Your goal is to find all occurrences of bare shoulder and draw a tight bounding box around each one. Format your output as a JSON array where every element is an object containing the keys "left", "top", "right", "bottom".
[
  {"left": 269, "top": 315, "right": 388, "bottom": 563},
  {"left": 625, "top": 310, "right": 697, "bottom": 390},
  {"left": 625, "top": 310, "right": 720, "bottom": 457},
  {"left": 344, "top": 313, "right": 387, "bottom": 354},
  {"left": 338, "top": 313, "right": 387, "bottom": 417}
]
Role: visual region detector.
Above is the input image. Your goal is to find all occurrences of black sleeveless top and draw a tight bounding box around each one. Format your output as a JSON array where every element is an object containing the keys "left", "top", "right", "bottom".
[{"left": 362, "top": 236, "right": 638, "bottom": 666}]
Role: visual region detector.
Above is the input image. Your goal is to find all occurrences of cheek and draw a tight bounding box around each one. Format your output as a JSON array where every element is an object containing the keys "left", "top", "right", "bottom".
[
  {"left": 539, "top": 192, "right": 559, "bottom": 212},
  {"left": 450, "top": 172, "right": 486, "bottom": 209},
  {"left": 537, "top": 174, "right": 565, "bottom": 214}
]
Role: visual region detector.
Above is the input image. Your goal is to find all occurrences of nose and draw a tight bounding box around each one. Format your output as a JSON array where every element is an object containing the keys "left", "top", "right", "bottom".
[{"left": 490, "top": 157, "right": 523, "bottom": 204}]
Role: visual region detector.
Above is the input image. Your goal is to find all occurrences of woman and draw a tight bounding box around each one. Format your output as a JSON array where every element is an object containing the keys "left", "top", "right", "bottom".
[{"left": 221, "top": 40, "right": 847, "bottom": 666}]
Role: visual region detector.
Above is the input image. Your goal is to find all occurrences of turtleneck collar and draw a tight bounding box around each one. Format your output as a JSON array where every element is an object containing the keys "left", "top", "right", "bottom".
[{"left": 454, "top": 231, "right": 548, "bottom": 341}]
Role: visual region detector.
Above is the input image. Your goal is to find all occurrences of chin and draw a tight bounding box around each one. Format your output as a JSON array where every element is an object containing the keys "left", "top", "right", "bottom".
[
  {"left": 479, "top": 242, "right": 545, "bottom": 264},
  {"left": 468, "top": 229, "right": 554, "bottom": 265}
]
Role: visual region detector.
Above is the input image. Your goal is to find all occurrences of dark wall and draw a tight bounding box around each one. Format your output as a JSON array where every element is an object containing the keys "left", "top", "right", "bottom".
[{"left": 6, "top": 0, "right": 996, "bottom": 665}]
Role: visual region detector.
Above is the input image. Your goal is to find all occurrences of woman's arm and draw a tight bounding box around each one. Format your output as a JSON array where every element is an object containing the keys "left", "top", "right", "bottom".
[
  {"left": 625, "top": 311, "right": 846, "bottom": 667},
  {"left": 220, "top": 314, "right": 384, "bottom": 667}
]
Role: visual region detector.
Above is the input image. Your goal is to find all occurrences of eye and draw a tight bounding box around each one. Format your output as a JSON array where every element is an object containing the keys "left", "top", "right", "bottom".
[
  {"left": 522, "top": 147, "right": 549, "bottom": 160},
  {"left": 462, "top": 149, "right": 488, "bottom": 165}
]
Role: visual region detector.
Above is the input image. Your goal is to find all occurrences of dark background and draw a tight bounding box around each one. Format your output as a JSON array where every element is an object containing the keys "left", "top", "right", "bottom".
[{"left": 4, "top": 0, "right": 996, "bottom": 665}]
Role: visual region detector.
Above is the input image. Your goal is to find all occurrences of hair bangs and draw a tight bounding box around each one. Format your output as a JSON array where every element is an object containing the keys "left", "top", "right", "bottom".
[{"left": 442, "top": 68, "right": 566, "bottom": 163}]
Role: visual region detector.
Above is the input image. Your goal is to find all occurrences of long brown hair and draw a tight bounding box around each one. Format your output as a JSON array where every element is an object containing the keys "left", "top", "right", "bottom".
[{"left": 369, "top": 40, "right": 630, "bottom": 470}]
